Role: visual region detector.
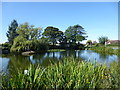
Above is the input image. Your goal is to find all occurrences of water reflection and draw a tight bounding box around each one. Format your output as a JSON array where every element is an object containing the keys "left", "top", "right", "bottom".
[
  {"left": 0, "top": 57, "right": 9, "bottom": 72},
  {"left": 1, "top": 50, "right": 118, "bottom": 73},
  {"left": 5, "top": 54, "right": 31, "bottom": 75},
  {"left": 79, "top": 50, "right": 118, "bottom": 65}
]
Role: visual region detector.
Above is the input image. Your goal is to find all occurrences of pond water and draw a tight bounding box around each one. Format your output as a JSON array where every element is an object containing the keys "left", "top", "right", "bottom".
[
  {"left": 0, "top": 50, "right": 118, "bottom": 74},
  {"left": 112, "top": 47, "right": 119, "bottom": 49}
]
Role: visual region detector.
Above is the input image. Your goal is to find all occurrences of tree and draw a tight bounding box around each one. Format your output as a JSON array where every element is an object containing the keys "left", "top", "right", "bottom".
[
  {"left": 98, "top": 36, "right": 108, "bottom": 45},
  {"left": 11, "top": 36, "right": 48, "bottom": 52},
  {"left": 10, "top": 36, "right": 27, "bottom": 52},
  {"left": 86, "top": 40, "right": 92, "bottom": 47},
  {"left": 6, "top": 20, "right": 18, "bottom": 44},
  {"left": 86, "top": 40, "right": 92, "bottom": 45},
  {"left": 17, "top": 22, "right": 42, "bottom": 40},
  {"left": 42, "top": 26, "right": 63, "bottom": 46},
  {"left": 58, "top": 35, "right": 67, "bottom": 44},
  {"left": 11, "top": 22, "right": 48, "bottom": 52},
  {"left": 65, "top": 24, "right": 87, "bottom": 44}
]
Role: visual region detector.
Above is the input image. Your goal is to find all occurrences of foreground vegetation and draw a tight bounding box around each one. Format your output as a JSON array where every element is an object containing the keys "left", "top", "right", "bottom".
[{"left": 2, "top": 57, "right": 120, "bottom": 89}]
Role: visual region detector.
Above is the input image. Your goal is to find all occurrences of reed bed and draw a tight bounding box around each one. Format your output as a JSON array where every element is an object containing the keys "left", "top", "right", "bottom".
[{"left": 2, "top": 57, "right": 120, "bottom": 89}]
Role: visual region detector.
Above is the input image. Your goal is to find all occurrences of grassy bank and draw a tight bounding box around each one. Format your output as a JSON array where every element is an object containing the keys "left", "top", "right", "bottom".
[
  {"left": 2, "top": 57, "right": 120, "bottom": 89},
  {"left": 47, "top": 49, "right": 66, "bottom": 52},
  {"left": 90, "top": 46, "right": 120, "bottom": 55}
]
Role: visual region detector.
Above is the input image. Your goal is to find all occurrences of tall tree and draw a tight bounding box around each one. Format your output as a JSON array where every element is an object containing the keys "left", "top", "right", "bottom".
[
  {"left": 17, "top": 22, "right": 42, "bottom": 40},
  {"left": 65, "top": 24, "right": 87, "bottom": 44},
  {"left": 98, "top": 36, "right": 108, "bottom": 45},
  {"left": 11, "top": 22, "right": 45, "bottom": 52},
  {"left": 42, "top": 26, "right": 63, "bottom": 46},
  {"left": 6, "top": 20, "right": 18, "bottom": 44}
]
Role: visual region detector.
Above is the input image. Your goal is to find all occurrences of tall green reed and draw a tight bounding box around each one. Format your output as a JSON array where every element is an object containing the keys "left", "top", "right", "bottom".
[{"left": 2, "top": 57, "right": 119, "bottom": 89}]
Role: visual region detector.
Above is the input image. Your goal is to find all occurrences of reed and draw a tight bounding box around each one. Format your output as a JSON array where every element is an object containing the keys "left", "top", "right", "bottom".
[{"left": 2, "top": 57, "right": 120, "bottom": 89}]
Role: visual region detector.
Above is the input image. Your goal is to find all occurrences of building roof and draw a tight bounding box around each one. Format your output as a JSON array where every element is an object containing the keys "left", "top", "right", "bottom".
[{"left": 107, "top": 40, "right": 120, "bottom": 44}]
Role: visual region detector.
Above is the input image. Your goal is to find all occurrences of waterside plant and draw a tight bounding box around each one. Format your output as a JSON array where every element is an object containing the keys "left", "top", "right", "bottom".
[{"left": 2, "top": 57, "right": 120, "bottom": 89}]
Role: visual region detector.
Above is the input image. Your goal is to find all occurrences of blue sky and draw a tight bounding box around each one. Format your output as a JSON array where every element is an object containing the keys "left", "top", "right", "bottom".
[{"left": 1, "top": 2, "right": 118, "bottom": 44}]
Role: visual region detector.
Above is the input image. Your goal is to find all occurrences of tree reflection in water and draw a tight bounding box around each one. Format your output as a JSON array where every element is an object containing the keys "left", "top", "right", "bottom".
[
  {"left": 1, "top": 50, "right": 118, "bottom": 75},
  {"left": 7, "top": 54, "right": 31, "bottom": 76}
]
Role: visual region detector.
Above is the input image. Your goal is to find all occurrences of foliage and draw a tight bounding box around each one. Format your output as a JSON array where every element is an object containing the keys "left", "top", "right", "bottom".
[
  {"left": 86, "top": 40, "right": 92, "bottom": 45},
  {"left": 94, "top": 43, "right": 99, "bottom": 47},
  {"left": 78, "top": 44, "right": 85, "bottom": 50},
  {"left": 109, "top": 60, "right": 120, "bottom": 88},
  {"left": 2, "top": 57, "right": 120, "bottom": 88},
  {"left": 33, "top": 39, "right": 49, "bottom": 52},
  {"left": 98, "top": 36, "right": 108, "bottom": 45},
  {"left": 42, "top": 26, "right": 63, "bottom": 46},
  {"left": 17, "top": 22, "right": 42, "bottom": 40},
  {"left": 6, "top": 20, "right": 18, "bottom": 44},
  {"left": 65, "top": 24, "right": 87, "bottom": 44},
  {"left": 106, "top": 43, "right": 120, "bottom": 47},
  {"left": 90, "top": 46, "right": 120, "bottom": 55},
  {"left": 10, "top": 22, "right": 48, "bottom": 53},
  {"left": 7, "top": 54, "right": 31, "bottom": 76},
  {"left": 2, "top": 42, "right": 11, "bottom": 50},
  {"left": 58, "top": 35, "right": 67, "bottom": 44},
  {"left": 10, "top": 36, "right": 27, "bottom": 52},
  {"left": 10, "top": 36, "right": 48, "bottom": 53}
]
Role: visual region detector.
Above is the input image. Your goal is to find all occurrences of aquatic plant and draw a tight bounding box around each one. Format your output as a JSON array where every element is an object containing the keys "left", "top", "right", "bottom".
[{"left": 1, "top": 57, "right": 120, "bottom": 89}]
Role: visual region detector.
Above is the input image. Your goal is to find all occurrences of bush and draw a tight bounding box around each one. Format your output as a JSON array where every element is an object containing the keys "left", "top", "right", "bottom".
[
  {"left": 10, "top": 36, "right": 27, "bottom": 52},
  {"left": 78, "top": 44, "right": 85, "bottom": 50},
  {"left": 10, "top": 37, "right": 49, "bottom": 53},
  {"left": 94, "top": 43, "right": 99, "bottom": 47},
  {"left": 2, "top": 42, "right": 11, "bottom": 50}
]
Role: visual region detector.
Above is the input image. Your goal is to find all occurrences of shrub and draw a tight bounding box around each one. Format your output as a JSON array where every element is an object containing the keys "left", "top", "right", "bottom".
[
  {"left": 2, "top": 42, "right": 11, "bottom": 50},
  {"left": 10, "top": 36, "right": 27, "bottom": 52},
  {"left": 10, "top": 36, "right": 48, "bottom": 53}
]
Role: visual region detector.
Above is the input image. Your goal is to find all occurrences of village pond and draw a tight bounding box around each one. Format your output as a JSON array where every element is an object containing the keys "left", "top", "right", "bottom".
[{"left": 0, "top": 50, "right": 118, "bottom": 74}]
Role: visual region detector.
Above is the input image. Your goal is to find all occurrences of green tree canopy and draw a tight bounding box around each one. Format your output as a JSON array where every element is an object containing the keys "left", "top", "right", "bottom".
[
  {"left": 65, "top": 24, "right": 87, "bottom": 44},
  {"left": 98, "top": 36, "right": 108, "bottom": 45},
  {"left": 10, "top": 36, "right": 27, "bottom": 52},
  {"left": 10, "top": 22, "right": 47, "bottom": 52},
  {"left": 6, "top": 20, "right": 18, "bottom": 44},
  {"left": 42, "top": 26, "right": 63, "bottom": 45},
  {"left": 11, "top": 36, "right": 48, "bottom": 52},
  {"left": 17, "top": 22, "right": 42, "bottom": 40}
]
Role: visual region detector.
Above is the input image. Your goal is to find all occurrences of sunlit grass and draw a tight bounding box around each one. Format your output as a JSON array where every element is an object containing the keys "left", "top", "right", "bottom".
[
  {"left": 90, "top": 46, "right": 120, "bottom": 55},
  {"left": 47, "top": 49, "right": 66, "bottom": 52}
]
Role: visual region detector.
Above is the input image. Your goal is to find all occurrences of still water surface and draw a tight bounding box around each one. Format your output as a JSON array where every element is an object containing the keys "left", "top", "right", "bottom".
[{"left": 1, "top": 50, "right": 118, "bottom": 73}]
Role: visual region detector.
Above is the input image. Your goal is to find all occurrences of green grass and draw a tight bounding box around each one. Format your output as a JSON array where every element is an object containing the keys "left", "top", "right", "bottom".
[
  {"left": 2, "top": 57, "right": 120, "bottom": 89},
  {"left": 106, "top": 44, "right": 120, "bottom": 47},
  {"left": 47, "top": 49, "right": 66, "bottom": 52},
  {"left": 90, "top": 46, "right": 120, "bottom": 55}
]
